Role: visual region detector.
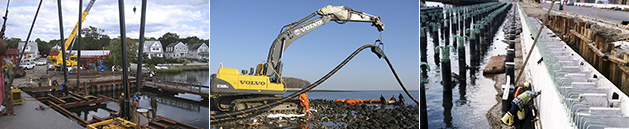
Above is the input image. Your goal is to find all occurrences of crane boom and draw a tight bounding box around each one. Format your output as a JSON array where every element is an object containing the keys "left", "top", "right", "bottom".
[
  {"left": 54, "top": 0, "right": 95, "bottom": 66},
  {"left": 263, "top": 5, "right": 384, "bottom": 82}
]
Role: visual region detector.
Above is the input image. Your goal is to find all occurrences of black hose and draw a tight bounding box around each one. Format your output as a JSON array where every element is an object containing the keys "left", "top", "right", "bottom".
[
  {"left": 211, "top": 44, "right": 418, "bottom": 120},
  {"left": 384, "top": 56, "right": 419, "bottom": 104}
]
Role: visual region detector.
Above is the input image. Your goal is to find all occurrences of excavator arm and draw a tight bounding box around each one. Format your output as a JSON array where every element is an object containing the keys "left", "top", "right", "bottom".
[{"left": 262, "top": 5, "right": 384, "bottom": 82}]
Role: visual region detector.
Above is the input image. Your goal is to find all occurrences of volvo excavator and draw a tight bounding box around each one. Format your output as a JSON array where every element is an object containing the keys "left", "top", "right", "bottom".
[{"left": 210, "top": 5, "right": 385, "bottom": 112}]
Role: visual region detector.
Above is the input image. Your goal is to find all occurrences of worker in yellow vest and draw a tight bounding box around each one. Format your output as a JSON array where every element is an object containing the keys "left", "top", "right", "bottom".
[{"left": 501, "top": 90, "right": 541, "bottom": 125}]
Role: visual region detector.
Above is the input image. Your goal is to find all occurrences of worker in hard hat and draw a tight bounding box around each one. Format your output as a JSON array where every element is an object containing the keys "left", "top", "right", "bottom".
[
  {"left": 118, "top": 93, "right": 125, "bottom": 118},
  {"left": 514, "top": 82, "right": 532, "bottom": 98},
  {"left": 502, "top": 90, "right": 541, "bottom": 126},
  {"left": 299, "top": 89, "right": 310, "bottom": 116}
]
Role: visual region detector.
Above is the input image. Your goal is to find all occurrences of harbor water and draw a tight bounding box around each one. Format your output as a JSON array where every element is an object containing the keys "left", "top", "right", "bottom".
[
  {"left": 422, "top": 1, "right": 509, "bottom": 128},
  {"left": 69, "top": 71, "right": 209, "bottom": 128}
]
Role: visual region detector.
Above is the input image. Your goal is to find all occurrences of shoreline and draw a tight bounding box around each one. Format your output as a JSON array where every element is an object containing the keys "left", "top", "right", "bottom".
[{"left": 154, "top": 65, "right": 208, "bottom": 73}]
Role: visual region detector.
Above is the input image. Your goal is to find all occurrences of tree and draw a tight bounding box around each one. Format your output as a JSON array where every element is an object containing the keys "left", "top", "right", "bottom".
[
  {"left": 49, "top": 39, "right": 61, "bottom": 52},
  {"left": 4, "top": 37, "right": 21, "bottom": 49},
  {"left": 104, "top": 37, "right": 137, "bottom": 67},
  {"left": 36, "top": 38, "right": 54, "bottom": 56},
  {"left": 183, "top": 36, "right": 202, "bottom": 43},
  {"left": 158, "top": 32, "right": 180, "bottom": 50},
  {"left": 79, "top": 26, "right": 111, "bottom": 50}
]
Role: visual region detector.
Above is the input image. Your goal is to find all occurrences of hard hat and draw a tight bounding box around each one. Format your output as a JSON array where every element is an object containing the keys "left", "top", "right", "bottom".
[
  {"left": 524, "top": 82, "right": 531, "bottom": 88},
  {"left": 121, "top": 93, "right": 124, "bottom": 96}
]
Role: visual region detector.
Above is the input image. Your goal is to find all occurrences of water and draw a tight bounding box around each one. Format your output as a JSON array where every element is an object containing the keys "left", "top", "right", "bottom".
[
  {"left": 284, "top": 90, "right": 419, "bottom": 107},
  {"left": 157, "top": 70, "right": 210, "bottom": 86},
  {"left": 68, "top": 71, "right": 210, "bottom": 128},
  {"left": 422, "top": 1, "right": 509, "bottom": 128}
]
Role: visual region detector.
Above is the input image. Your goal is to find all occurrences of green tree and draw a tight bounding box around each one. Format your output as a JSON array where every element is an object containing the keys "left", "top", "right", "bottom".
[
  {"left": 158, "top": 32, "right": 180, "bottom": 51},
  {"left": 49, "top": 39, "right": 61, "bottom": 52},
  {"left": 80, "top": 26, "right": 111, "bottom": 50},
  {"left": 183, "top": 36, "right": 202, "bottom": 43},
  {"left": 104, "top": 37, "right": 138, "bottom": 67},
  {"left": 36, "top": 38, "right": 55, "bottom": 56},
  {"left": 4, "top": 37, "right": 21, "bottom": 49}
]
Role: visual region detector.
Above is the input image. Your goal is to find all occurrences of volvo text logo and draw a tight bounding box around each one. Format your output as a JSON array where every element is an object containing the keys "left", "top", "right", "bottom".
[{"left": 240, "top": 80, "right": 266, "bottom": 85}]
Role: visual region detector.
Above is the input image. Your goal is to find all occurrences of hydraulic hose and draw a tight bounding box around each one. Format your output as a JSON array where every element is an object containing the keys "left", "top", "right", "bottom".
[{"left": 211, "top": 44, "right": 418, "bottom": 120}]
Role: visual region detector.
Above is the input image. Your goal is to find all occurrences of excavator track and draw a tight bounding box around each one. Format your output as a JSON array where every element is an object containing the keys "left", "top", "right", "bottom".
[
  {"left": 213, "top": 95, "right": 299, "bottom": 112},
  {"left": 210, "top": 95, "right": 300, "bottom": 124}
]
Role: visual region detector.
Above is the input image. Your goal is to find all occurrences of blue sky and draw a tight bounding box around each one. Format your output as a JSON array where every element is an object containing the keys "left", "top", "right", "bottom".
[
  {"left": 0, "top": 0, "right": 208, "bottom": 41},
  {"left": 210, "top": 0, "right": 419, "bottom": 90}
]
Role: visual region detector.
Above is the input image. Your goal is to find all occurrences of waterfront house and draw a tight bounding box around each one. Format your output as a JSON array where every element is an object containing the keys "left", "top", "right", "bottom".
[
  {"left": 187, "top": 42, "right": 208, "bottom": 60},
  {"left": 137, "top": 41, "right": 164, "bottom": 59},
  {"left": 17, "top": 41, "right": 39, "bottom": 60},
  {"left": 165, "top": 42, "right": 188, "bottom": 58}
]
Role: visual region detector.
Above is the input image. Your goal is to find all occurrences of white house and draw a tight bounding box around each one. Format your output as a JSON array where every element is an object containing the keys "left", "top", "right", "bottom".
[
  {"left": 188, "top": 43, "right": 208, "bottom": 60},
  {"left": 164, "top": 42, "right": 188, "bottom": 58},
  {"left": 17, "top": 41, "right": 39, "bottom": 60},
  {"left": 136, "top": 41, "right": 164, "bottom": 59}
]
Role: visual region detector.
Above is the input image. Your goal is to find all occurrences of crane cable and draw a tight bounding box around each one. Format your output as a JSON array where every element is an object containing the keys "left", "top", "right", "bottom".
[{"left": 211, "top": 44, "right": 418, "bottom": 120}]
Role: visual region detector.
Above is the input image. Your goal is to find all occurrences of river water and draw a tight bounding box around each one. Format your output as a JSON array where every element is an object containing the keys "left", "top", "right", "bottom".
[
  {"left": 422, "top": 1, "right": 508, "bottom": 128},
  {"left": 68, "top": 71, "right": 209, "bottom": 128}
]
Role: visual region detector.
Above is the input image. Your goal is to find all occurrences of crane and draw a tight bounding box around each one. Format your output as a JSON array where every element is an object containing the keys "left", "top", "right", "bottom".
[
  {"left": 52, "top": 0, "right": 96, "bottom": 68},
  {"left": 210, "top": 5, "right": 384, "bottom": 112}
]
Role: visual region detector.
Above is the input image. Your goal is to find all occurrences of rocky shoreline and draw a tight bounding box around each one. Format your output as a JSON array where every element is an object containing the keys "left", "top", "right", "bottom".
[{"left": 211, "top": 99, "right": 418, "bottom": 129}]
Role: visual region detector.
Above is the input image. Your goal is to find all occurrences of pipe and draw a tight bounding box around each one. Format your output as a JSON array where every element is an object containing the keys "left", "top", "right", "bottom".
[
  {"left": 420, "top": 78, "right": 428, "bottom": 129},
  {"left": 77, "top": 0, "right": 82, "bottom": 91},
  {"left": 457, "top": 36, "right": 466, "bottom": 80},
  {"left": 57, "top": 0, "right": 69, "bottom": 96},
  {"left": 117, "top": 0, "right": 130, "bottom": 120},
  {"left": 136, "top": 0, "right": 147, "bottom": 92}
]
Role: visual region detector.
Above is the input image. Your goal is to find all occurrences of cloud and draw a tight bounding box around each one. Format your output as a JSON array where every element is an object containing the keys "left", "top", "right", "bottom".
[{"left": 0, "top": 0, "right": 208, "bottom": 41}]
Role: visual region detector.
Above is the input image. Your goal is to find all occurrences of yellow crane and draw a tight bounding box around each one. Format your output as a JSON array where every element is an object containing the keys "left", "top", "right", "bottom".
[{"left": 52, "top": 0, "right": 96, "bottom": 67}]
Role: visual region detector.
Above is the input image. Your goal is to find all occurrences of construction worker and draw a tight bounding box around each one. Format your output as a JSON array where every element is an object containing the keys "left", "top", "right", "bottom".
[
  {"left": 298, "top": 90, "right": 310, "bottom": 115},
  {"left": 380, "top": 94, "right": 386, "bottom": 105},
  {"left": 501, "top": 90, "right": 541, "bottom": 126},
  {"left": 118, "top": 93, "right": 125, "bottom": 117},
  {"left": 514, "top": 82, "right": 532, "bottom": 98}
]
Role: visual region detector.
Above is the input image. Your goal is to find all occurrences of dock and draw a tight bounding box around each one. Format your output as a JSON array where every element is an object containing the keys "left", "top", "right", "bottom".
[{"left": 0, "top": 92, "right": 83, "bottom": 129}]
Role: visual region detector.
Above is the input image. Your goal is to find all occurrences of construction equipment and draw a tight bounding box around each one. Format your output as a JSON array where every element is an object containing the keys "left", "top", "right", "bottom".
[
  {"left": 10, "top": 87, "right": 21, "bottom": 105},
  {"left": 210, "top": 5, "right": 384, "bottom": 112},
  {"left": 51, "top": 0, "right": 96, "bottom": 67}
]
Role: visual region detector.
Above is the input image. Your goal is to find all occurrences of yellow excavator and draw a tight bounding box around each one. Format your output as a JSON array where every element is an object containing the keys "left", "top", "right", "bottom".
[
  {"left": 210, "top": 5, "right": 385, "bottom": 112},
  {"left": 51, "top": 0, "right": 96, "bottom": 68}
]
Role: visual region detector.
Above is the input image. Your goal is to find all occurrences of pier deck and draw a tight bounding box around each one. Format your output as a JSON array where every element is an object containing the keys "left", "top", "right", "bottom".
[{"left": 0, "top": 92, "right": 83, "bottom": 129}]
